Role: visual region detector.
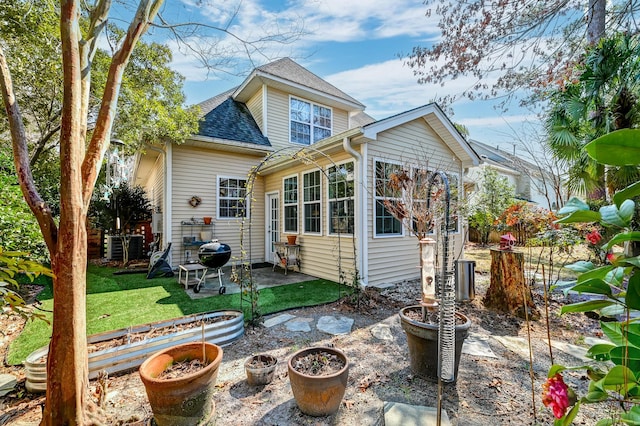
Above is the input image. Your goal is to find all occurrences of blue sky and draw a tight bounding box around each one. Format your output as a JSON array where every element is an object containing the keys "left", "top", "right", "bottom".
[{"left": 154, "top": 0, "right": 540, "bottom": 147}]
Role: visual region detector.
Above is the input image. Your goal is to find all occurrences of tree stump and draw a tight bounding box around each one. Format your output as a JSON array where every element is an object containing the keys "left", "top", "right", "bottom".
[{"left": 484, "top": 249, "right": 540, "bottom": 319}]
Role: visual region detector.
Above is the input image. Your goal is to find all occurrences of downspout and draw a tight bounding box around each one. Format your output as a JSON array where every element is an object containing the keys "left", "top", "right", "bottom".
[{"left": 343, "top": 137, "right": 368, "bottom": 286}]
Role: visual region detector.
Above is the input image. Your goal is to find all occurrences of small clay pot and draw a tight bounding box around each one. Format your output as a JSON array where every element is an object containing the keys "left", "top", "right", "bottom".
[
  {"left": 244, "top": 354, "right": 277, "bottom": 386},
  {"left": 286, "top": 235, "right": 297, "bottom": 245}
]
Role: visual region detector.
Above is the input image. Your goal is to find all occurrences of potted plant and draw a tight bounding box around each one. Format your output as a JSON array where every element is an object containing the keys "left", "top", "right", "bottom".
[
  {"left": 245, "top": 354, "right": 278, "bottom": 386},
  {"left": 288, "top": 346, "right": 349, "bottom": 416},
  {"left": 139, "top": 342, "right": 223, "bottom": 426},
  {"left": 399, "top": 306, "right": 471, "bottom": 383},
  {"left": 380, "top": 167, "right": 472, "bottom": 383}
]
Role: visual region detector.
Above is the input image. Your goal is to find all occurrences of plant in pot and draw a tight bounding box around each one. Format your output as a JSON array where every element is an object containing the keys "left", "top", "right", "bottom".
[
  {"left": 245, "top": 353, "right": 277, "bottom": 386},
  {"left": 380, "top": 167, "right": 471, "bottom": 383},
  {"left": 139, "top": 341, "right": 223, "bottom": 426},
  {"left": 288, "top": 346, "right": 349, "bottom": 416}
]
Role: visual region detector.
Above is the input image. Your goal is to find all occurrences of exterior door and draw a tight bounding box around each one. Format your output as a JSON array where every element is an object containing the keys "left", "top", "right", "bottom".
[{"left": 266, "top": 192, "right": 279, "bottom": 264}]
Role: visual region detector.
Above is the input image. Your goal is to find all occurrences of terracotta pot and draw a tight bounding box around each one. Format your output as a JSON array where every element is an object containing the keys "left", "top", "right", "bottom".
[
  {"left": 399, "top": 306, "right": 470, "bottom": 384},
  {"left": 244, "top": 354, "right": 277, "bottom": 386},
  {"left": 288, "top": 347, "right": 349, "bottom": 417},
  {"left": 203, "top": 217, "right": 212, "bottom": 225},
  {"left": 286, "top": 235, "right": 297, "bottom": 245},
  {"left": 139, "top": 342, "right": 223, "bottom": 426}
]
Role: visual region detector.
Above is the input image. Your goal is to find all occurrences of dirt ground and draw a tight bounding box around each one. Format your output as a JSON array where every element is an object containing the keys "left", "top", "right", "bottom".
[{"left": 1, "top": 247, "right": 606, "bottom": 425}]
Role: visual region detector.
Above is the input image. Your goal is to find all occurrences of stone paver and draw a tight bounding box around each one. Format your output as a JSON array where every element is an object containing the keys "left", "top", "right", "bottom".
[
  {"left": 316, "top": 315, "right": 354, "bottom": 335},
  {"left": 285, "top": 318, "right": 312, "bottom": 332},
  {"left": 550, "top": 340, "right": 591, "bottom": 362},
  {"left": 384, "top": 401, "right": 450, "bottom": 426},
  {"left": 492, "top": 335, "right": 531, "bottom": 359},
  {"left": 462, "top": 333, "right": 497, "bottom": 358},
  {"left": 263, "top": 313, "right": 296, "bottom": 328}
]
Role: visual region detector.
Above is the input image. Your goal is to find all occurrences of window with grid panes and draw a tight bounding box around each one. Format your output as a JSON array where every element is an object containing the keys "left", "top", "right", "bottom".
[
  {"left": 328, "top": 162, "right": 354, "bottom": 234},
  {"left": 303, "top": 170, "right": 321, "bottom": 233},
  {"left": 218, "top": 177, "right": 248, "bottom": 218},
  {"left": 283, "top": 176, "right": 298, "bottom": 233}
]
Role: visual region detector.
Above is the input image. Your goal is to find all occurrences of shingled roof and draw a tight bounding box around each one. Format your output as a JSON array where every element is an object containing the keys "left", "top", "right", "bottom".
[
  {"left": 197, "top": 96, "right": 271, "bottom": 146},
  {"left": 252, "top": 58, "right": 365, "bottom": 108}
]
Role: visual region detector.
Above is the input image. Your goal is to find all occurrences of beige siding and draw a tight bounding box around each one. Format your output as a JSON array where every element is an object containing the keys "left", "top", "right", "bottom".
[
  {"left": 246, "top": 89, "right": 264, "bottom": 133},
  {"left": 265, "top": 87, "right": 351, "bottom": 151},
  {"left": 138, "top": 155, "right": 164, "bottom": 211},
  {"left": 263, "top": 151, "right": 358, "bottom": 283},
  {"left": 170, "top": 145, "right": 265, "bottom": 268},
  {"left": 365, "top": 118, "right": 465, "bottom": 286}
]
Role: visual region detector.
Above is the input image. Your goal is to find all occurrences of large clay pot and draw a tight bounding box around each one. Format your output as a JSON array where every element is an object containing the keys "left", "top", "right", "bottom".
[
  {"left": 139, "top": 342, "right": 223, "bottom": 426},
  {"left": 399, "top": 306, "right": 470, "bottom": 384},
  {"left": 288, "top": 346, "right": 349, "bottom": 417},
  {"left": 245, "top": 354, "right": 277, "bottom": 386}
]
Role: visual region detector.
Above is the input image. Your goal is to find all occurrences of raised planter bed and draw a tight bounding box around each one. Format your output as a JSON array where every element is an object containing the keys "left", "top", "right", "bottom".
[{"left": 25, "top": 310, "right": 244, "bottom": 393}]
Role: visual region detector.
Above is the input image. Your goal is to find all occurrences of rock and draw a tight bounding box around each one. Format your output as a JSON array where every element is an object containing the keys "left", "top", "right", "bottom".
[
  {"left": 0, "top": 373, "right": 18, "bottom": 397},
  {"left": 371, "top": 324, "right": 394, "bottom": 341},
  {"left": 317, "top": 316, "right": 354, "bottom": 335}
]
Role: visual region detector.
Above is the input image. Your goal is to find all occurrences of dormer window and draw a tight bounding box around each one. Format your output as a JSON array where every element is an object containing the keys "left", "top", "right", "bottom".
[{"left": 290, "top": 97, "right": 332, "bottom": 145}]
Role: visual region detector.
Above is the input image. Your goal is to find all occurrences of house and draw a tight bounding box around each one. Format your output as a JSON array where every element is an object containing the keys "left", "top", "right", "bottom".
[
  {"left": 133, "top": 58, "right": 480, "bottom": 287},
  {"left": 466, "top": 139, "right": 566, "bottom": 210}
]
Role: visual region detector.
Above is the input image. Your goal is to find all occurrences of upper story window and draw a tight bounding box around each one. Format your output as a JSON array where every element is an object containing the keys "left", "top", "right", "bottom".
[
  {"left": 290, "top": 97, "right": 332, "bottom": 145},
  {"left": 218, "top": 177, "right": 248, "bottom": 219},
  {"left": 328, "top": 161, "right": 354, "bottom": 235},
  {"left": 283, "top": 175, "right": 298, "bottom": 233}
]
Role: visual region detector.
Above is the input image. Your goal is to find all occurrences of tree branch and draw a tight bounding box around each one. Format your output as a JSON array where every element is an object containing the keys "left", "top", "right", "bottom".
[
  {"left": 81, "top": 0, "right": 163, "bottom": 210},
  {"left": 0, "top": 44, "right": 58, "bottom": 253}
]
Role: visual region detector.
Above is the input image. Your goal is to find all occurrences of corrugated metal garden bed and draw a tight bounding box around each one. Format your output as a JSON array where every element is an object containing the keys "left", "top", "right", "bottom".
[{"left": 25, "top": 310, "right": 244, "bottom": 392}]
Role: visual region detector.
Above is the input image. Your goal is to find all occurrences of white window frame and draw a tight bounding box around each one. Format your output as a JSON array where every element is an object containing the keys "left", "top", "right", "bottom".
[
  {"left": 445, "top": 171, "right": 461, "bottom": 234},
  {"left": 289, "top": 96, "right": 333, "bottom": 145},
  {"left": 216, "top": 176, "right": 249, "bottom": 220},
  {"left": 327, "top": 161, "right": 355, "bottom": 236},
  {"left": 373, "top": 159, "right": 404, "bottom": 238},
  {"left": 282, "top": 174, "right": 299, "bottom": 234},
  {"left": 302, "top": 169, "right": 322, "bottom": 235}
]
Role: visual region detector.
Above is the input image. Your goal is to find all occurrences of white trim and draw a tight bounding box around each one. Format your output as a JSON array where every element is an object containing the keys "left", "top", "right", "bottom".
[
  {"left": 261, "top": 84, "right": 268, "bottom": 137},
  {"left": 288, "top": 95, "right": 333, "bottom": 145},
  {"left": 301, "top": 169, "right": 322, "bottom": 235},
  {"left": 265, "top": 191, "right": 279, "bottom": 264},
  {"left": 362, "top": 143, "right": 369, "bottom": 285},
  {"left": 216, "top": 175, "right": 250, "bottom": 220},
  {"left": 282, "top": 173, "right": 299, "bottom": 234},
  {"left": 372, "top": 157, "right": 405, "bottom": 238},
  {"left": 166, "top": 143, "right": 173, "bottom": 247},
  {"left": 326, "top": 160, "right": 355, "bottom": 237}
]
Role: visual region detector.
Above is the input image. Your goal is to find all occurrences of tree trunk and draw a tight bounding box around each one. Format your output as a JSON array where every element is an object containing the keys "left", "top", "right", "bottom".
[
  {"left": 484, "top": 249, "right": 540, "bottom": 319},
  {"left": 43, "top": 226, "right": 90, "bottom": 424},
  {"left": 587, "top": 0, "right": 606, "bottom": 45}
]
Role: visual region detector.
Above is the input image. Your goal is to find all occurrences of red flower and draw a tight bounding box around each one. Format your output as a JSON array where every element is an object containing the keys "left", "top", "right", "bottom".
[
  {"left": 606, "top": 252, "right": 616, "bottom": 263},
  {"left": 585, "top": 229, "right": 602, "bottom": 245},
  {"left": 542, "top": 374, "right": 571, "bottom": 419}
]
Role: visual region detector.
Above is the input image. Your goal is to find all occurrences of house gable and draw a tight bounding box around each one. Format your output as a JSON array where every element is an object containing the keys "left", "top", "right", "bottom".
[{"left": 362, "top": 103, "right": 480, "bottom": 168}]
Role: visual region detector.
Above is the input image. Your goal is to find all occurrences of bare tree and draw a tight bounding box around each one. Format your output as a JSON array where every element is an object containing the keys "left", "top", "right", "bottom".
[{"left": 405, "top": 0, "right": 632, "bottom": 105}]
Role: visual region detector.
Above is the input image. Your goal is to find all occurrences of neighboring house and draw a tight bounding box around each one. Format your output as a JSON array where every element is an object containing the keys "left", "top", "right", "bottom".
[
  {"left": 466, "top": 139, "right": 566, "bottom": 210},
  {"left": 133, "top": 58, "right": 480, "bottom": 287}
]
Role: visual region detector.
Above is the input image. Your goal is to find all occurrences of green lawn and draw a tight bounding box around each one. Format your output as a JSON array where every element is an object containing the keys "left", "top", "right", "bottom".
[{"left": 8, "top": 264, "right": 346, "bottom": 364}]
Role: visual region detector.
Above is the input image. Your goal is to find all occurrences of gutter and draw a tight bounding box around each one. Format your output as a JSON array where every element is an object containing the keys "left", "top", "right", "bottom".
[{"left": 342, "top": 137, "right": 368, "bottom": 287}]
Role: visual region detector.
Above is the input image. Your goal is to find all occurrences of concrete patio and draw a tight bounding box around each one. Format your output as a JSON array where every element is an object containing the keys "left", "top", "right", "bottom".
[{"left": 181, "top": 263, "right": 319, "bottom": 299}]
